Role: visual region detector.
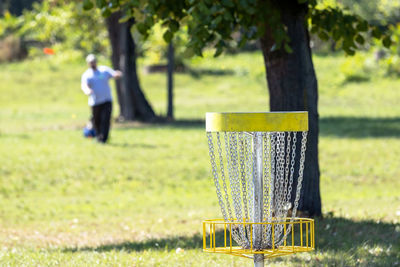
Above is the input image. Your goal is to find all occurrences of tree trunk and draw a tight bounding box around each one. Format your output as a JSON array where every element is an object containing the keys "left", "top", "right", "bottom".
[
  {"left": 167, "top": 42, "right": 174, "bottom": 119},
  {"left": 106, "top": 13, "right": 124, "bottom": 119},
  {"left": 106, "top": 12, "right": 156, "bottom": 122},
  {"left": 259, "top": 3, "right": 322, "bottom": 217}
]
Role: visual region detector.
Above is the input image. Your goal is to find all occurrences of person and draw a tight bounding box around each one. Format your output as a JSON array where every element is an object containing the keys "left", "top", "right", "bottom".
[{"left": 81, "top": 54, "right": 122, "bottom": 143}]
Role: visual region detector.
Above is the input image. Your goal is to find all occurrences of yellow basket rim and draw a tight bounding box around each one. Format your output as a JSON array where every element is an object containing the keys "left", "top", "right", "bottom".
[
  {"left": 205, "top": 112, "right": 308, "bottom": 132},
  {"left": 203, "top": 217, "right": 314, "bottom": 224}
]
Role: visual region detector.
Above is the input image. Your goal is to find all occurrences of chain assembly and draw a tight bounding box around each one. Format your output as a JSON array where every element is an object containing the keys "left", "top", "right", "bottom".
[{"left": 207, "top": 130, "right": 308, "bottom": 249}]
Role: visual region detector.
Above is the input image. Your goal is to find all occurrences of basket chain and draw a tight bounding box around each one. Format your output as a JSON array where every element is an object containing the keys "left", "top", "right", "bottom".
[{"left": 206, "top": 130, "right": 308, "bottom": 249}]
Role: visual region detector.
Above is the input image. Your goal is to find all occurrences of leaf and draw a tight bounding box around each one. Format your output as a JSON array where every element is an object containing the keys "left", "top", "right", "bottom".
[
  {"left": 356, "top": 20, "right": 368, "bottom": 32},
  {"left": 83, "top": 0, "right": 94, "bottom": 10},
  {"left": 284, "top": 43, "right": 293, "bottom": 53},
  {"left": 355, "top": 34, "right": 365, "bottom": 45},
  {"left": 169, "top": 20, "right": 180, "bottom": 33},
  {"left": 221, "top": 0, "right": 234, "bottom": 8},
  {"left": 343, "top": 47, "right": 355, "bottom": 56},
  {"left": 136, "top": 23, "right": 147, "bottom": 35},
  {"left": 163, "top": 30, "right": 173, "bottom": 43},
  {"left": 332, "top": 29, "right": 341, "bottom": 41},
  {"left": 318, "top": 30, "right": 329, "bottom": 41},
  {"left": 238, "top": 36, "right": 247, "bottom": 48},
  {"left": 372, "top": 27, "right": 382, "bottom": 39},
  {"left": 95, "top": 0, "right": 106, "bottom": 8},
  {"left": 310, "top": 26, "right": 318, "bottom": 34},
  {"left": 382, "top": 36, "right": 392, "bottom": 48},
  {"left": 101, "top": 7, "right": 111, "bottom": 17}
]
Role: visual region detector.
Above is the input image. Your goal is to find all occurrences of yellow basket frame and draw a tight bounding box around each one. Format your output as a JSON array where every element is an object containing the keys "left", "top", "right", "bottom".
[
  {"left": 206, "top": 112, "right": 308, "bottom": 132},
  {"left": 203, "top": 218, "right": 315, "bottom": 259}
]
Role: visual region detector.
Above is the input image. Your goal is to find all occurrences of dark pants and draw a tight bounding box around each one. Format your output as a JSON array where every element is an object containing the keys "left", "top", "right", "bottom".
[{"left": 92, "top": 101, "right": 112, "bottom": 143}]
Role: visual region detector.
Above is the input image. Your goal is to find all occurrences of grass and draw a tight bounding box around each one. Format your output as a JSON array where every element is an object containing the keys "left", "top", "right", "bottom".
[{"left": 0, "top": 52, "right": 399, "bottom": 266}]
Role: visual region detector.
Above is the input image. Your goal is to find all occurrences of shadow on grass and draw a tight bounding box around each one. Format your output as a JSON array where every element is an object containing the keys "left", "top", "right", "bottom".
[
  {"left": 273, "top": 216, "right": 400, "bottom": 266},
  {"left": 107, "top": 142, "right": 157, "bottom": 149},
  {"left": 114, "top": 117, "right": 400, "bottom": 138},
  {"left": 64, "top": 233, "right": 203, "bottom": 253},
  {"left": 0, "top": 132, "right": 30, "bottom": 139},
  {"left": 64, "top": 217, "right": 399, "bottom": 262},
  {"left": 188, "top": 68, "right": 235, "bottom": 79},
  {"left": 320, "top": 116, "right": 400, "bottom": 138},
  {"left": 166, "top": 119, "right": 205, "bottom": 129}
]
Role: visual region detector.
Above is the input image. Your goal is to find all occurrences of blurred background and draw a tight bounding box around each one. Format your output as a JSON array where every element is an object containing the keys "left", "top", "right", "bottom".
[{"left": 0, "top": 0, "right": 399, "bottom": 266}]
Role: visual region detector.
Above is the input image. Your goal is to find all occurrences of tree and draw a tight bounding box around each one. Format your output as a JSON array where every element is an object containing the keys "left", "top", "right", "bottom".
[
  {"left": 90, "top": 0, "right": 393, "bottom": 216},
  {"left": 167, "top": 42, "right": 174, "bottom": 119},
  {"left": 106, "top": 12, "right": 156, "bottom": 121}
]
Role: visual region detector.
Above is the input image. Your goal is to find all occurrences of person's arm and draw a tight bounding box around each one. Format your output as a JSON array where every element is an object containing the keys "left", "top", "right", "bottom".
[
  {"left": 113, "top": 70, "right": 122, "bottom": 79},
  {"left": 81, "top": 83, "right": 93, "bottom": 95},
  {"left": 104, "top": 66, "right": 122, "bottom": 80},
  {"left": 81, "top": 74, "right": 93, "bottom": 95}
]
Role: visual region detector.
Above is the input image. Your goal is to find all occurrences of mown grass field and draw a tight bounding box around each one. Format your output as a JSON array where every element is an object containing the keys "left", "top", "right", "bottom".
[{"left": 0, "top": 52, "right": 399, "bottom": 266}]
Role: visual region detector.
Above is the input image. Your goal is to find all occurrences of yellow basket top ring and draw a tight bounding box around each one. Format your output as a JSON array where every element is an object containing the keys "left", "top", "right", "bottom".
[{"left": 205, "top": 112, "right": 308, "bottom": 132}]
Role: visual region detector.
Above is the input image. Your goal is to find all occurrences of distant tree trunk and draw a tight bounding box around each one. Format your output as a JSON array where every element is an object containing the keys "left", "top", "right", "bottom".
[
  {"left": 259, "top": 2, "right": 322, "bottom": 217},
  {"left": 167, "top": 42, "right": 174, "bottom": 120},
  {"left": 106, "top": 12, "right": 156, "bottom": 121}
]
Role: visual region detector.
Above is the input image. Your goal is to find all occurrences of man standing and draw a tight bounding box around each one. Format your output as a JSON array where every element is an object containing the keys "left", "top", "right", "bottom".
[{"left": 81, "top": 54, "right": 122, "bottom": 143}]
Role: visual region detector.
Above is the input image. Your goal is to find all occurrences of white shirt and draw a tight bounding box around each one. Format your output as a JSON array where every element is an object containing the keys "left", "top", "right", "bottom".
[{"left": 81, "top": 66, "right": 115, "bottom": 106}]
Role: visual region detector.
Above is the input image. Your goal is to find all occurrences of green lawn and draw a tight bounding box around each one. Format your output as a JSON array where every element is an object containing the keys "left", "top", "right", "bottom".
[{"left": 0, "top": 52, "right": 399, "bottom": 266}]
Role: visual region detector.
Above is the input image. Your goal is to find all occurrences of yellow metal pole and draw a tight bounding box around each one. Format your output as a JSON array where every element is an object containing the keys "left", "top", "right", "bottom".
[
  {"left": 230, "top": 223, "right": 232, "bottom": 253},
  {"left": 306, "top": 222, "right": 309, "bottom": 248},
  {"left": 203, "top": 222, "right": 206, "bottom": 250},
  {"left": 300, "top": 220, "right": 303, "bottom": 247},
  {"left": 224, "top": 223, "right": 227, "bottom": 248},
  {"left": 284, "top": 223, "right": 287, "bottom": 247},
  {"left": 311, "top": 221, "right": 315, "bottom": 248},
  {"left": 292, "top": 222, "right": 294, "bottom": 251},
  {"left": 250, "top": 223, "right": 253, "bottom": 252},
  {"left": 272, "top": 223, "right": 275, "bottom": 250},
  {"left": 213, "top": 223, "right": 216, "bottom": 252},
  {"left": 210, "top": 224, "right": 212, "bottom": 249}
]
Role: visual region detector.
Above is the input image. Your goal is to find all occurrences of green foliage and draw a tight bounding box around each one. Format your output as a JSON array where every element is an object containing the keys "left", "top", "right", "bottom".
[
  {"left": 337, "top": 0, "right": 400, "bottom": 26},
  {"left": 0, "top": 1, "right": 109, "bottom": 59},
  {"left": 339, "top": 53, "right": 371, "bottom": 82},
  {"left": 135, "top": 22, "right": 189, "bottom": 67},
  {"left": 310, "top": 2, "right": 392, "bottom": 55},
  {"left": 376, "top": 23, "right": 400, "bottom": 76},
  {"left": 85, "top": 0, "right": 393, "bottom": 57},
  {"left": 340, "top": 23, "right": 400, "bottom": 78}
]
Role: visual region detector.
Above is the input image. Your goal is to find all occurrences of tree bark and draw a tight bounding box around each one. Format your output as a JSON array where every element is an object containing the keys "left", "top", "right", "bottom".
[
  {"left": 259, "top": 2, "right": 322, "bottom": 216},
  {"left": 167, "top": 42, "right": 174, "bottom": 119},
  {"left": 106, "top": 12, "right": 156, "bottom": 122}
]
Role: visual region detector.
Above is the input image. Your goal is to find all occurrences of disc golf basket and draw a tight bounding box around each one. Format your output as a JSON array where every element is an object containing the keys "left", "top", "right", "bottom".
[{"left": 203, "top": 112, "right": 315, "bottom": 266}]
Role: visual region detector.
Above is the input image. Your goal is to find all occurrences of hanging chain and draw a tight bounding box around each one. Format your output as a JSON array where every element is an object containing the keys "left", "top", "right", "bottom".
[
  {"left": 238, "top": 132, "right": 249, "bottom": 222},
  {"left": 262, "top": 132, "right": 273, "bottom": 246},
  {"left": 229, "top": 132, "right": 248, "bottom": 247},
  {"left": 245, "top": 133, "right": 254, "bottom": 223},
  {"left": 292, "top": 131, "right": 308, "bottom": 218},
  {"left": 216, "top": 133, "right": 234, "bottom": 221},
  {"left": 287, "top": 132, "right": 297, "bottom": 210},
  {"left": 207, "top": 132, "right": 228, "bottom": 221},
  {"left": 283, "top": 132, "right": 291, "bottom": 212},
  {"left": 206, "top": 128, "right": 308, "bottom": 250}
]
